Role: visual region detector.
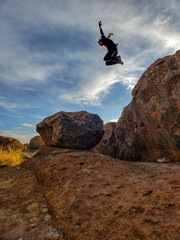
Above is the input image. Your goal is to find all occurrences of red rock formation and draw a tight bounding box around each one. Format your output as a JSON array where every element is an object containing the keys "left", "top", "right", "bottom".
[
  {"left": 97, "top": 50, "right": 180, "bottom": 162},
  {"left": 36, "top": 111, "right": 104, "bottom": 149},
  {"left": 21, "top": 146, "right": 180, "bottom": 240}
]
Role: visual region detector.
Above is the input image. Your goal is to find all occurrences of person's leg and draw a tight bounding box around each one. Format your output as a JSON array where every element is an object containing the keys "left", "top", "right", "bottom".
[
  {"left": 104, "top": 50, "right": 119, "bottom": 65},
  {"left": 105, "top": 60, "right": 117, "bottom": 66},
  {"left": 104, "top": 51, "right": 123, "bottom": 65},
  {"left": 104, "top": 50, "right": 118, "bottom": 61}
]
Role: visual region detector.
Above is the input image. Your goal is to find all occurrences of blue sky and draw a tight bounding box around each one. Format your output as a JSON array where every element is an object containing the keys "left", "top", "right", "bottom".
[{"left": 0, "top": 0, "right": 180, "bottom": 143}]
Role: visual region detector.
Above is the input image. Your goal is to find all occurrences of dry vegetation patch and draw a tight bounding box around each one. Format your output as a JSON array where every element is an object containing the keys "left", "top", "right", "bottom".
[{"left": 0, "top": 147, "right": 32, "bottom": 166}]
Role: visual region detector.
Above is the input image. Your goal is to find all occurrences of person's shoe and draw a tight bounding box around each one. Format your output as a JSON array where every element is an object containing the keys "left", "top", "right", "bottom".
[{"left": 117, "top": 56, "right": 124, "bottom": 65}]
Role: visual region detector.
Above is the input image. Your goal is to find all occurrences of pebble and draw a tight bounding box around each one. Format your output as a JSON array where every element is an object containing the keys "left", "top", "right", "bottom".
[
  {"left": 157, "top": 158, "right": 166, "bottom": 163},
  {"left": 46, "top": 228, "right": 60, "bottom": 239},
  {"left": 30, "top": 223, "right": 37, "bottom": 228},
  {"left": 42, "top": 207, "right": 48, "bottom": 213},
  {"left": 29, "top": 217, "right": 39, "bottom": 223},
  {"left": 16, "top": 166, "right": 22, "bottom": 170},
  {"left": 44, "top": 214, "right": 52, "bottom": 221},
  {"left": 11, "top": 214, "right": 19, "bottom": 220}
]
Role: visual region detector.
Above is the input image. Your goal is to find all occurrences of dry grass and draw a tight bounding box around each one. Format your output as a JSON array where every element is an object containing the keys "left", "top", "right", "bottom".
[{"left": 0, "top": 147, "right": 31, "bottom": 166}]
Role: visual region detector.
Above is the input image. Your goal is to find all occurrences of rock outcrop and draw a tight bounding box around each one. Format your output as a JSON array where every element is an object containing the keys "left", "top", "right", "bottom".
[
  {"left": 19, "top": 146, "right": 180, "bottom": 240},
  {"left": 36, "top": 111, "right": 104, "bottom": 149},
  {"left": 0, "top": 136, "right": 26, "bottom": 150},
  {"left": 96, "top": 50, "right": 180, "bottom": 162},
  {"left": 29, "top": 135, "right": 45, "bottom": 150}
]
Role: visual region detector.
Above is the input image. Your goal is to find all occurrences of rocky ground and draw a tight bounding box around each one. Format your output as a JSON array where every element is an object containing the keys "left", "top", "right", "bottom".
[
  {"left": 0, "top": 164, "right": 60, "bottom": 240},
  {"left": 1, "top": 147, "right": 180, "bottom": 240}
]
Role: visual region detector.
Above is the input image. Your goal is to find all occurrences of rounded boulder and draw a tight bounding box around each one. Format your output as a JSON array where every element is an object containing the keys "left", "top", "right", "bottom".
[
  {"left": 36, "top": 111, "right": 104, "bottom": 149},
  {"left": 29, "top": 136, "right": 45, "bottom": 150}
]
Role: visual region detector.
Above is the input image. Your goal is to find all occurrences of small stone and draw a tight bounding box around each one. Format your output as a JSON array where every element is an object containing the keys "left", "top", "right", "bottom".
[
  {"left": 157, "top": 158, "right": 166, "bottom": 163},
  {"left": 42, "top": 207, "right": 48, "bottom": 213},
  {"left": 29, "top": 217, "right": 39, "bottom": 223},
  {"left": 157, "top": 158, "right": 171, "bottom": 163},
  {"left": 45, "top": 228, "right": 60, "bottom": 239},
  {"left": 11, "top": 214, "right": 19, "bottom": 220},
  {"left": 44, "top": 214, "right": 52, "bottom": 221},
  {"left": 30, "top": 223, "right": 37, "bottom": 228},
  {"left": 16, "top": 165, "right": 22, "bottom": 170}
]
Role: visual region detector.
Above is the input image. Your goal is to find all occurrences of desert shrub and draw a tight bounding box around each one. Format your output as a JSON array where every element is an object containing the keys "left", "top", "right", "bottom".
[{"left": 0, "top": 146, "right": 29, "bottom": 166}]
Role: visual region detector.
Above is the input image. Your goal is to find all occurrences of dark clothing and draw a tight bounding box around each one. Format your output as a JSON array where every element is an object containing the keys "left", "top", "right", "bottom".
[
  {"left": 101, "top": 35, "right": 117, "bottom": 51},
  {"left": 99, "top": 23, "right": 120, "bottom": 66},
  {"left": 104, "top": 49, "right": 118, "bottom": 66},
  {"left": 101, "top": 36, "right": 119, "bottom": 65}
]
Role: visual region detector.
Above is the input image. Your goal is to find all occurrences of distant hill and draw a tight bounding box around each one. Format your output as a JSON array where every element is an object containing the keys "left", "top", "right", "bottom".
[{"left": 0, "top": 136, "right": 26, "bottom": 151}]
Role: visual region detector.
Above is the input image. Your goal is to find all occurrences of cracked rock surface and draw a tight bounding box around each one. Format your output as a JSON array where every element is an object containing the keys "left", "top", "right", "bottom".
[{"left": 17, "top": 146, "right": 180, "bottom": 240}]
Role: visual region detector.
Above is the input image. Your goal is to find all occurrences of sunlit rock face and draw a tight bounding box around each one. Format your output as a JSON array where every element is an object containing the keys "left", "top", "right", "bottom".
[{"left": 97, "top": 50, "right": 180, "bottom": 162}]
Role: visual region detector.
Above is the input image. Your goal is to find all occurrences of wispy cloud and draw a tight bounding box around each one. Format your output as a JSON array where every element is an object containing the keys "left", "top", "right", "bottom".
[
  {"left": 0, "top": 97, "right": 37, "bottom": 111},
  {"left": 0, "top": 130, "right": 37, "bottom": 144},
  {"left": 1, "top": 0, "right": 180, "bottom": 107},
  {"left": 59, "top": 69, "right": 124, "bottom": 105},
  {"left": 0, "top": 0, "right": 180, "bottom": 143},
  {"left": 109, "top": 119, "right": 118, "bottom": 123},
  {"left": 21, "top": 123, "right": 34, "bottom": 128}
]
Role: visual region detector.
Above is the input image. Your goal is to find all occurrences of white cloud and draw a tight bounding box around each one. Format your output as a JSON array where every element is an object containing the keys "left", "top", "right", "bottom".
[
  {"left": 0, "top": 97, "right": 37, "bottom": 111},
  {"left": 0, "top": 130, "right": 37, "bottom": 144},
  {"left": 0, "top": 0, "right": 180, "bottom": 108},
  {"left": 109, "top": 119, "right": 118, "bottom": 123},
  {"left": 21, "top": 123, "right": 34, "bottom": 128},
  {"left": 59, "top": 68, "right": 124, "bottom": 106}
]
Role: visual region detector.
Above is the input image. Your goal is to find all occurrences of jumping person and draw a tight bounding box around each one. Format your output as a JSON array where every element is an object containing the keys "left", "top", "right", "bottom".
[{"left": 98, "top": 21, "right": 123, "bottom": 66}]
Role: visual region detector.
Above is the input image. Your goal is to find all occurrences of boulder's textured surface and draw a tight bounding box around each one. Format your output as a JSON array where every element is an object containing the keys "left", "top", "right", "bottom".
[
  {"left": 36, "top": 111, "right": 104, "bottom": 149},
  {"left": 0, "top": 165, "right": 60, "bottom": 240},
  {"left": 94, "top": 122, "right": 116, "bottom": 157},
  {"left": 21, "top": 146, "right": 180, "bottom": 240},
  {"left": 96, "top": 50, "right": 180, "bottom": 162},
  {"left": 29, "top": 135, "right": 45, "bottom": 150}
]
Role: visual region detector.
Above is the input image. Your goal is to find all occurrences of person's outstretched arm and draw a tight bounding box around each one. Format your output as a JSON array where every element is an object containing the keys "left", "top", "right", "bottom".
[
  {"left": 99, "top": 21, "right": 105, "bottom": 37},
  {"left": 107, "top": 32, "right": 114, "bottom": 38}
]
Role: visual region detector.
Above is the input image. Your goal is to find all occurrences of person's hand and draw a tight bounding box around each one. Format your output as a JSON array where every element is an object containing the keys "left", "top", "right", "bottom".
[
  {"left": 109, "top": 32, "right": 114, "bottom": 36},
  {"left": 99, "top": 21, "right": 102, "bottom": 27}
]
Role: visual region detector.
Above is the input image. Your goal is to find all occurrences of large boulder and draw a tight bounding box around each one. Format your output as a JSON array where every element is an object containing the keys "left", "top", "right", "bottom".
[
  {"left": 96, "top": 50, "right": 180, "bottom": 162},
  {"left": 36, "top": 111, "right": 104, "bottom": 149},
  {"left": 29, "top": 135, "right": 45, "bottom": 150}
]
